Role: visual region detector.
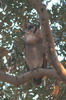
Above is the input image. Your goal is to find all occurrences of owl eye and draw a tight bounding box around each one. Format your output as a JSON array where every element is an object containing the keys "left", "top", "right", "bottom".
[
  {"left": 26, "top": 24, "right": 34, "bottom": 30},
  {"left": 26, "top": 24, "right": 38, "bottom": 34}
]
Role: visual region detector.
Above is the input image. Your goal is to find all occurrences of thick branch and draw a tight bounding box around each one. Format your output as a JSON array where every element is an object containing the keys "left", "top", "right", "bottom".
[
  {"left": 28, "top": 0, "right": 66, "bottom": 82},
  {"left": 0, "top": 69, "right": 61, "bottom": 86}
]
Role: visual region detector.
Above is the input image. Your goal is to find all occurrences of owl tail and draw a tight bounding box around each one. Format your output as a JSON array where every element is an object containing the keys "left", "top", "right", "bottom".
[{"left": 33, "top": 78, "right": 42, "bottom": 85}]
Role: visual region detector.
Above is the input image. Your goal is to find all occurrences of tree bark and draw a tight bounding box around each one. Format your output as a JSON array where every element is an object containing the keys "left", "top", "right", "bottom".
[
  {"left": 0, "top": 69, "right": 61, "bottom": 86},
  {"left": 28, "top": 0, "right": 66, "bottom": 82}
]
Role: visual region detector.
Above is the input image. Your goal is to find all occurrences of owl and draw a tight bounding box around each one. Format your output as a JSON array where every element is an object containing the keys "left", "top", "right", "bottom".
[{"left": 24, "top": 24, "right": 47, "bottom": 85}]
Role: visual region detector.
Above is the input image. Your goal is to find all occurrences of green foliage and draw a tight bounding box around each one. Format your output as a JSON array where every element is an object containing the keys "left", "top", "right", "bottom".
[{"left": 0, "top": 0, "right": 66, "bottom": 99}]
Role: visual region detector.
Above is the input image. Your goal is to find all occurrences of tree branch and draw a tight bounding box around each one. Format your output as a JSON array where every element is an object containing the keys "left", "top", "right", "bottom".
[
  {"left": 28, "top": 0, "right": 66, "bottom": 82},
  {"left": 0, "top": 68, "right": 61, "bottom": 86},
  {"left": 0, "top": 0, "right": 65, "bottom": 86}
]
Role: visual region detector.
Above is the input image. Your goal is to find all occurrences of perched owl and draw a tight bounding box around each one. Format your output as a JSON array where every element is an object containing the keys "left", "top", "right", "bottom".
[{"left": 24, "top": 24, "right": 47, "bottom": 85}]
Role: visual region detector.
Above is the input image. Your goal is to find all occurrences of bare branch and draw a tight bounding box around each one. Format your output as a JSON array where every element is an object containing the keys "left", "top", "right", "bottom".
[{"left": 0, "top": 68, "right": 61, "bottom": 86}]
